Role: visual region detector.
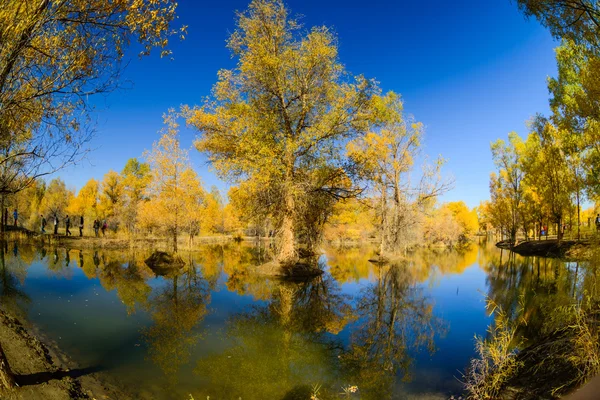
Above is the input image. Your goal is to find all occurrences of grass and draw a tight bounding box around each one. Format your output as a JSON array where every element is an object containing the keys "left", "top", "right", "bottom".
[
  {"left": 463, "top": 294, "right": 600, "bottom": 399},
  {"left": 462, "top": 298, "right": 524, "bottom": 400}
]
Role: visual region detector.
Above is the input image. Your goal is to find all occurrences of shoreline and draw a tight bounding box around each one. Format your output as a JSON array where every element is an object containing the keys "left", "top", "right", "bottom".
[
  {"left": 496, "top": 239, "right": 594, "bottom": 260},
  {"left": 0, "top": 306, "right": 131, "bottom": 400}
]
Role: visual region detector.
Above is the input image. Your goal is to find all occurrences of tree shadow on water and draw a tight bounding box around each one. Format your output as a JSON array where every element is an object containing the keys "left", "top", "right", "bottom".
[
  {"left": 16, "top": 365, "right": 105, "bottom": 386},
  {"left": 280, "top": 384, "right": 312, "bottom": 400}
]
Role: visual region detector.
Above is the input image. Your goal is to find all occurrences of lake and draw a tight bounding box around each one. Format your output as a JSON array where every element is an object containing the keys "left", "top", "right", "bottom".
[{"left": 0, "top": 241, "right": 593, "bottom": 400}]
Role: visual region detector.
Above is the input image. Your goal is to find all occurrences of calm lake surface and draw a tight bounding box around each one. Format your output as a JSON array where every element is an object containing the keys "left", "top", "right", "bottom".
[{"left": 0, "top": 241, "right": 594, "bottom": 399}]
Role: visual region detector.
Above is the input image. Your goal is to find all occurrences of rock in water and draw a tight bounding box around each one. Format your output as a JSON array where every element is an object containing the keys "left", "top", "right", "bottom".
[{"left": 145, "top": 251, "right": 185, "bottom": 277}]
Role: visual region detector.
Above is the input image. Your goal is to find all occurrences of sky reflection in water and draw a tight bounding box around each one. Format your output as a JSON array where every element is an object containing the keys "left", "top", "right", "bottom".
[{"left": 0, "top": 241, "right": 587, "bottom": 400}]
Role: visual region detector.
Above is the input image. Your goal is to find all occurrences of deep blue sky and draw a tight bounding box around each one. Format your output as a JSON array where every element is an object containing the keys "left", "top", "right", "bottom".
[{"left": 64, "top": 0, "right": 557, "bottom": 208}]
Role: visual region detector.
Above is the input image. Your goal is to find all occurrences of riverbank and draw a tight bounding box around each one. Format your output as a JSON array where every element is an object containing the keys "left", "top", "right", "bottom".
[
  {"left": 0, "top": 307, "right": 130, "bottom": 400},
  {"left": 496, "top": 239, "right": 594, "bottom": 260},
  {"left": 2, "top": 229, "right": 246, "bottom": 251}
]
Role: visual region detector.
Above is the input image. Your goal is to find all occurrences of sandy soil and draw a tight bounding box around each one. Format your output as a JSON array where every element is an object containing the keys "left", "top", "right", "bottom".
[{"left": 0, "top": 308, "right": 130, "bottom": 400}]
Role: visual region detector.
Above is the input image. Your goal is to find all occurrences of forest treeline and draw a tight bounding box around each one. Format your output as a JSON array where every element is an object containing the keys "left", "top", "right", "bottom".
[
  {"left": 481, "top": 1, "right": 600, "bottom": 244},
  {"left": 0, "top": 0, "right": 483, "bottom": 261},
  {"left": 466, "top": 2, "right": 600, "bottom": 399},
  {"left": 6, "top": 127, "right": 479, "bottom": 252}
]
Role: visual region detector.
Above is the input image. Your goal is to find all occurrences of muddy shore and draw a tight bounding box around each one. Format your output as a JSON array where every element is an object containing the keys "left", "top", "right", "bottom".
[
  {"left": 0, "top": 307, "right": 130, "bottom": 400},
  {"left": 496, "top": 239, "right": 593, "bottom": 260}
]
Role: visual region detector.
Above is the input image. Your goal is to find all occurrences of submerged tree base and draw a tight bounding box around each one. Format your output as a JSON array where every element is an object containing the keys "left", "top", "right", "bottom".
[
  {"left": 254, "top": 260, "right": 323, "bottom": 278},
  {"left": 145, "top": 251, "right": 186, "bottom": 277}
]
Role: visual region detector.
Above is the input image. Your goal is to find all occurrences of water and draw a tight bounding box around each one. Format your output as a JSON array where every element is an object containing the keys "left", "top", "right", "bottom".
[{"left": 0, "top": 241, "right": 595, "bottom": 399}]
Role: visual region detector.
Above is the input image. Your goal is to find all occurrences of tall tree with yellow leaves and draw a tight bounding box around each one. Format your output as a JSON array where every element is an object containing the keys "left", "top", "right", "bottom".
[
  {"left": 185, "top": 0, "right": 377, "bottom": 266},
  {"left": 67, "top": 178, "right": 100, "bottom": 228},
  {"left": 140, "top": 112, "right": 204, "bottom": 252},
  {"left": 0, "top": 0, "right": 185, "bottom": 205},
  {"left": 490, "top": 132, "right": 526, "bottom": 243},
  {"left": 522, "top": 117, "right": 575, "bottom": 242},
  {"left": 99, "top": 170, "right": 122, "bottom": 220},
  {"left": 348, "top": 92, "right": 449, "bottom": 257},
  {"left": 120, "top": 158, "right": 151, "bottom": 236}
]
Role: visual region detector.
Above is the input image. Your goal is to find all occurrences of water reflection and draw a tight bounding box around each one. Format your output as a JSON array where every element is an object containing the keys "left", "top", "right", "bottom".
[
  {"left": 0, "top": 241, "right": 594, "bottom": 399},
  {"left": 194, "top": 273, "right": 351, "bottom": 399},
  {"left": 0, "top": 243, "right": 29, "bottom": 318},
  {"left": 143, "top": 263, "right": 211, "bottom": 383},
  {"left": 328, "top": 245, "right": 480, "bottom": 284},
  {"left": 341, "top": 263, "right": 445, "bottom": 399},
  {"left": 481, "top": 245, "right": 600, "bottom": 345}
]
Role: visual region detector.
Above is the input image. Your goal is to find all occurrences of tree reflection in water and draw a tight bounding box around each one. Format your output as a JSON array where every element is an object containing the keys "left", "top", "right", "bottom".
[
  {"left": 0, "top": 242, "right": 29, "bottom": 318},
  {"left": 194, "top": 269, "right": 352, "bottom": 400},
  {"left": 341, "top": 262, "right": 445, "bottom": 399},
  {"left": 481, "top": 247, "right": 600, "bottom": 345},
  {"left": 193, "top": 259, "right": 444, "bottom": 400},
  {"left": 142, "top": 257, "right": 212, "bottom": 384}
]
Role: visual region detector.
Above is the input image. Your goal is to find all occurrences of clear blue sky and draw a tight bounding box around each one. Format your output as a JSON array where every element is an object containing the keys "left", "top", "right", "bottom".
[{"left": 62, "top": 0, "right": 557, "bottom": 208}]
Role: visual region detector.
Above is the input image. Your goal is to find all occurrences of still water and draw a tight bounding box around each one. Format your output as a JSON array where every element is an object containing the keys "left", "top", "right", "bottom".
[{"left": 0, "top": 241, "right": 594, "bottom": 399}]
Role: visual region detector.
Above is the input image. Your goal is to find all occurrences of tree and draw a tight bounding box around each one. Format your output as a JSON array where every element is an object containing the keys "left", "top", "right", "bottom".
[
  {"left": 185, "top": 0, "right": 377, "bottom": 266},
  {"left": 140, "top": 112, "right": 204, "bottom": 252},
  {"left": 201, "top": 186, "right": 224, "bottom": 235},
  {"left": 67, "top": 178, "right": 100, "bottom": 224},
  {"left": 324, "top": 198, "right": 375, "bottom": 245},
  {"left": 446, "top": 201, "right": 479, "bottom": 241},
  {"left": 0, "top": 0, "right": 185, "bottom": 201},
  {"left": 39, "top": 178, "right": 73, "bottom": 223},
  {"left": 120, "top": 158, "right": 151, "bottom": 235},
  {"left": 487, "top": 172, "right": 515, "bottom": 240},
  {"left": 347, "top": 92, "right": 450, "bottom": 256},
  {"left": 490, "top": 132, "right": 526, "bottom": 243},
  {"left": 522, "top": 118, "right": 575, "bottom": 241},
  {"left": 516, "top": 1, "right": 600, "bottom": 48},
  {"left": 100, "top": 170, "right": 122, "bottom": 219}
]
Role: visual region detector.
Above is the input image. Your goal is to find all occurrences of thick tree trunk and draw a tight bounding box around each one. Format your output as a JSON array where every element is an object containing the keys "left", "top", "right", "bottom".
[
  {"left": 557, "top": 217, "right": 563, "bottom": 243},
  {"left": 0, "top": 343, "right": 15, "bottom": 390},
  {"left": 277, "top": 190, "right": 297, "bottom": 265}
]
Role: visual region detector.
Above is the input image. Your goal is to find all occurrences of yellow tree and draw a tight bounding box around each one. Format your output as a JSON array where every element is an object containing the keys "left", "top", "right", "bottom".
[
  {"left": 490, "top": 132, "right": 526, "bottom": 243},
  {"left": 348, "top": 92, "right": 449, "bottom": 256},
  {"left": 446, "top": 201, "right": 479, "bottom": 240},
  {"left": 201, "top": 190, "right": 223, "bottom": 235},
  {"left": 140, "top": 112, "right": 204, "bottom": 252},
  {"left": 523, "top": 118, "right": 575, "bottom": 241},
  {"left": 67, "top": 178, "right": 100, "bottom": 225},
  {"left": 486, "top": 173, "right": 509, "bottom": 239},
  {"left": 99, "top": 170, "right": 122, "bottom": 220},
  {"left": 119, "top": 158, "right": 151, "bottom": 235},
  {"left": 0, "top": 0, "right": 184, "bottom": 212},
  {"left": 185, "top": 0, "right": 376, "bottom": 266},
  {"left": 39, "top": 178, "right": 73, "bottom": 224},
  {"left": 324, "top": 198, "right": 375, "bottom": 245},
  {"left": 223, "top": 203, "right": 243, "bottom": 235}
]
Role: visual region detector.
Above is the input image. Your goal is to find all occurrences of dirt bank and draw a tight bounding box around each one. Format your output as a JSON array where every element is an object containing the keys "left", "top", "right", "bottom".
[
  {"left": 6, "top": 231, "right": 247, "bottom": 251},
  {"left": 496, "top": 239, "right": 593, "bottom": 260},
  {"left": 0, "top": 308, "right": 130, "bottom": 400}
]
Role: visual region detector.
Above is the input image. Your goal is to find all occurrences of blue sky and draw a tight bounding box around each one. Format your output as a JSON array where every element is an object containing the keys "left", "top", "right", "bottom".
[{"left": 63, "top": 0, "right": 557, "bottom": 208}]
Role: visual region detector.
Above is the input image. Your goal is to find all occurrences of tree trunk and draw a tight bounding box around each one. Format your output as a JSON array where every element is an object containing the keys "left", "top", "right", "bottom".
[
  {"left": 557, "top": 218, "right": 563, "bottom": 243},
  {"left": 173, "top": 229, "right": 178, "bottom": 253},
  {"left": 0, "top": 195, "right": 4, "bottom": 233},
  {"left": 577, "top": 190, "right": 581, "bottom": 241},
  {"left": 0, "top": 343, "right": 15, "bottom": 390},
  {"left": 379, "top": 182, "right": 387, "bottom": 257},
  {"left": 277, "top": 190, "right": 297, "bottom": 265}
]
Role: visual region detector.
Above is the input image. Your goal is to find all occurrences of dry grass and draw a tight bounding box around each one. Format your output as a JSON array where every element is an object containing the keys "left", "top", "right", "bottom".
[
  {"left": 463, "top": 294, "right": 600, "bottom": 400},
  {"left": 463, "top": 298, "right": 524, "bottom": 400}
]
